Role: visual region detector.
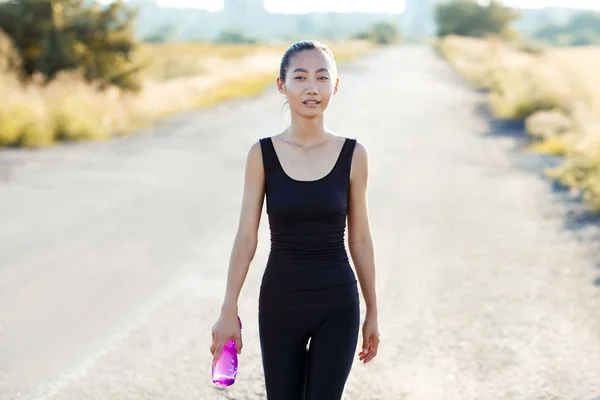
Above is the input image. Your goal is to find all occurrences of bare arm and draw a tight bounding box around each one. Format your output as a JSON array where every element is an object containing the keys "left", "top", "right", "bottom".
[
  {"left": 220, "top": 140, "right": 265, "bottom": 315},
  {"left": 348, "top": 141, "right": 381, "bottom": 364},
  {"left": 347, "top": 142, "right": 378, "bottom": 317},
  {"left": 211, "top": 141, "right": 265, "bottom": 362}
]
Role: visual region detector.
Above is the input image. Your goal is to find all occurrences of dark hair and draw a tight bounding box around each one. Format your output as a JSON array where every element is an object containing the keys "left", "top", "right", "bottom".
[{"left": 279, "top": 40, "right": 337, "bottom": 81}]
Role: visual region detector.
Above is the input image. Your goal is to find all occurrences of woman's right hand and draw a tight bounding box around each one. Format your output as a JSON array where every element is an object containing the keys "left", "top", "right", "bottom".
[{"left": 210, "top": 311, "right": 242, "bottom": 366}]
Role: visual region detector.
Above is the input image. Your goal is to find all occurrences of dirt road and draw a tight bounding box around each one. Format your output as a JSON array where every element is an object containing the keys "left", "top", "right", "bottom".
[{"left": 1, "top": 44, "right": 599, "bottom": 400}]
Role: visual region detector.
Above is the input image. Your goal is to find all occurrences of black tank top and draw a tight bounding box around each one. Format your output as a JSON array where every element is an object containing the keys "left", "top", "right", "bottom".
[{"left": 258, "top": 136, "right": 360, "bottom": 312}]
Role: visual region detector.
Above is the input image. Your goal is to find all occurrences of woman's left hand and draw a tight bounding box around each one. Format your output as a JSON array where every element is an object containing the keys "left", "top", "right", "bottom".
[{"left": 358, "top": 314, "right": 380, "bottom": 364}]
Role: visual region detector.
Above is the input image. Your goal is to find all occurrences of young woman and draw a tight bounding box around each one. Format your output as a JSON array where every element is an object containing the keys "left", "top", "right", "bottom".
[{"left": 210, "top": 40, "right": 380, "bottom": 399}]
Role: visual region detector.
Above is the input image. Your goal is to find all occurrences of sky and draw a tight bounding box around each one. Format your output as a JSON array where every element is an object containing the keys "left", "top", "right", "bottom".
[{"left": 150, "top": 0, "right": 600, "bottom": 13}]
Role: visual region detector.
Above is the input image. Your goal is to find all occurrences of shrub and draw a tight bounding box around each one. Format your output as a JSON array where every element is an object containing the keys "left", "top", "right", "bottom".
[
  {"left": 526, "top": 110, "right": 573, "bottom": 140},
  {"left": 0, "top": 0, "right": 146, "bottom": 91},
  {"left": 435, "top": 0, "right": 520, "bottom": 39},
  {"left": 353, "top": 21, "right": 401, "bottom": 45}
]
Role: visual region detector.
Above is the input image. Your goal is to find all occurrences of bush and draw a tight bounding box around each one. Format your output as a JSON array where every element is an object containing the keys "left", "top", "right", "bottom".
[
  {"left": 353, "top": 21, "right": 401, "bottom": 45},
  {"left": 0, "top": 0, "right": 146, "bottom": 91},
  {"left": 439, "top": 35, "right": 569, "bottom": 120},
  {"left": 435, "top": 0, "right": 520, "bottom": 39},
  {"left": 488, "top": 67, "right": 566, "bottom": 120},
  {"left": 547, "top": 135, "right": 600, "bottom": 212},
  {"left": 0, "top": 87, "right": 57, "bottom": 147},
  {"left": 52, "top": 97, "right": 110, "bottom": 142},
  {"left": 526, "top": 109, "right": 573, "bottom": 140}
]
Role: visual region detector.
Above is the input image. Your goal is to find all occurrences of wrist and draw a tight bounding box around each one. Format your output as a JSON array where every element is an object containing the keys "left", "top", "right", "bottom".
[
  {"left": 221, "top": 302, "right": 238, "bottom": 315},
  {"left": 365, "top": 308, "right": 378, "bottom": 319}
]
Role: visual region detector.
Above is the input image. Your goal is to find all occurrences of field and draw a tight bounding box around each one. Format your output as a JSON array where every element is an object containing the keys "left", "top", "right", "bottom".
[
  {"left": 0, "top": 38, "right": 375, "bottom": 148},
  {"left": 438, "top": 35, "right": 600, "bottom": 213}
]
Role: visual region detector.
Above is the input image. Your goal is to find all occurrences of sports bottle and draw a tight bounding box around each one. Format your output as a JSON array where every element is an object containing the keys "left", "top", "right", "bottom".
[{"left": 212, "top": 316, "right": 242, "bottom": 386}]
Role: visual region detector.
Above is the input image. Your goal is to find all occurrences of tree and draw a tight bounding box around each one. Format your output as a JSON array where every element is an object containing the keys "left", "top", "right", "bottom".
[
  {"left": 370, "top": 21, "right": 402, "bottom": 44},
  {"left": 353, "top": 21, "right": 402, "bottom": 45},
  {"left": 142, "top": 23, "right": 176, "bottom": 43},
  {"left": 0, "top": 28, "right": 22, "bottom": 75},
  {"left": 435, "top": 0, "right": 520, "bottom": 38},
  {"left": 534, "top": 11, "right": 600, "bottom": 46},
  {"left": 0, "top": 0, "right": 146, "bottom": 91}
]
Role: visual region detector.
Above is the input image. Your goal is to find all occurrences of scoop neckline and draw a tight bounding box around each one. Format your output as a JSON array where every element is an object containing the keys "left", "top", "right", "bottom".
[{"left": 268, "top": 137, "right": 349, "bottom": 183}]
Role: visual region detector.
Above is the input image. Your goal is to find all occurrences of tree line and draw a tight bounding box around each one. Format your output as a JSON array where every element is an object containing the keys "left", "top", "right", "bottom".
[
  {"left": 2, "top": 0, "right": 597, "bottom": 94},
  {"left": 434, "top": 0, "right": 600, "bottom": 46},
  {"left": 0, "top": 0, "right": 401, "bottom": 92}
]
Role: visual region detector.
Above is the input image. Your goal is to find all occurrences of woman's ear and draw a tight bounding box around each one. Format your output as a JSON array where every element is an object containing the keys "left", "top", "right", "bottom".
[
  {"left": 333, "top": 77, "right": 340, "bottom": 95},
  {"left": 276, "top": 77, "right": 286, "bottom": 95}
]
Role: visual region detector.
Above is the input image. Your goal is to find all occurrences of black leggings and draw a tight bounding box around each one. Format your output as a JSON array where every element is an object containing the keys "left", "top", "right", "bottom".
[{"left": 258, "top": 305, "right": 360, "bottom": 400}]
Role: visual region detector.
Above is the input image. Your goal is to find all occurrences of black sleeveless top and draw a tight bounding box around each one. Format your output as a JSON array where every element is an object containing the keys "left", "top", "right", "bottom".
[{"left": 258, "top": 136, "right": 360, "bottom": 312}]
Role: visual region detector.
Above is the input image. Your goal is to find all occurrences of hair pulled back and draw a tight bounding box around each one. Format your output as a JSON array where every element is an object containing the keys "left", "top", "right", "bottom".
[{"left": 279, "top": 40, "right": 337, "bottom": 82}]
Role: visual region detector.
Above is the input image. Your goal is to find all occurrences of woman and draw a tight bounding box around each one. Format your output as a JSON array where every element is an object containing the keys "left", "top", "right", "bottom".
[{"left": 210, "top": 40, "right": 380, "bottom": 399}]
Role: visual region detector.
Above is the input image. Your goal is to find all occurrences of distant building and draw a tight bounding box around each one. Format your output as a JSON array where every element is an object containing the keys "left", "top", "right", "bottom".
[
  {"left": 402, "top": 0, "right": 439, "bottom": 37},
  {"left": 134, "top": 0, "right": 403, "bottom": 42},
  {"left": 223, "top": 0, "right": 267, "bottom": 32},
  {"left": 221, "top": 0, "right": 402, "bottom": 41}
]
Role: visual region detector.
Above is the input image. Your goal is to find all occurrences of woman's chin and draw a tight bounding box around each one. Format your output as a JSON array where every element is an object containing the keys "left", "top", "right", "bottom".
[{"left": 291, "top": 105, "right": 327, "bottom": 118}]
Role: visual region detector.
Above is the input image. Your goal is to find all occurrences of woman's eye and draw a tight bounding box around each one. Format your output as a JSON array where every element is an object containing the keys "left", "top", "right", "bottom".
[
  {"left": 295, "top": 76, "right": 305, "bottom": 80},
  {"left": 319, "top": 76, "right": 329, "bottom": 80}
]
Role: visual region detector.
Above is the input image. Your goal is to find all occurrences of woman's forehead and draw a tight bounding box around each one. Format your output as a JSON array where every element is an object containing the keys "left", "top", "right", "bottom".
[{"left": 289, "top": 50, "right": 334, "bottom": 70}]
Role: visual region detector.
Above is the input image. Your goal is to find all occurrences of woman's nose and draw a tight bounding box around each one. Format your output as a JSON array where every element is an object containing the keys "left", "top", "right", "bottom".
[{"left": 306, "top": 85, "right": 319, "bottom": 95}]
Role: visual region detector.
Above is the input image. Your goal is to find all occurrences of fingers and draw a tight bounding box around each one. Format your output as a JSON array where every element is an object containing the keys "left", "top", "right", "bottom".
[
  {"left": 211, "top": 332, "right": 243, "bottom": 365},
  {"left": 358, "top": 336, "right": 380, "bottom": 364},
  {"left": 210, "top": 316, "right": 243, "bottom": 361},
  {"left": 358, "top": 343, "right": 371, "bottom": 363},
  {"left": 358, "top": 341, "right": 367, "bottom": 359},
  {"left": 210, "top": 330, "right": 224, "bottom": 366},
  {"left": 234, "top": 335, "right": 243, "bottom": 354},
  {"left": 364, "top": 339, "right": 379, "bottom": 364},
  {"left": 212, "top": 342, "right": 223, "bottom": 366}
]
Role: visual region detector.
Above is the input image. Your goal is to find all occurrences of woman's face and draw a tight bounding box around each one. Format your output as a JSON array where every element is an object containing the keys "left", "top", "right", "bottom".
[{"left": 278, "top": 49, "right": 339, "bottom": 118}]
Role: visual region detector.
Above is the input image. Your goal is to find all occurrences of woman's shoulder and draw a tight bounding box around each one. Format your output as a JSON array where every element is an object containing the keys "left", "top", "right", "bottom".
[
  {"left": 247, "top": 134, "right": 280, "bottom": 163},
  {"left": 251, "top": 133, "right": 280, "bottom": 149},
  {"left": 259, "top": 132, "right": 287, "bottom": 144},
  {"left": 246, "top": 138, "right": 268, "bottom": 163},
  {"left": 341, "top": 136, "right": 366, "bottom": 156},
  {"left": 349, "top": 139, "right": 368, "bottom": 171},
  {"left": 352, "top": 139, "right": 367, "bottom": 154}
]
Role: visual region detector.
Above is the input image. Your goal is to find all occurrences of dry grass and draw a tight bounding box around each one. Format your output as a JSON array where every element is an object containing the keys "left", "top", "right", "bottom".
[
  {"left": 438, "top": 35, "right": 600, "bottom": 212},
  {"left": 138, "top": 42, "right": 286, "bottom": 81},
  {"left": 0, "top": 38, "right": 375, "bottom": 149}
]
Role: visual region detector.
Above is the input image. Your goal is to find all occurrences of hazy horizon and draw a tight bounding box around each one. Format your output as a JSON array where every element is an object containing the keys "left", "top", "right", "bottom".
[{"left": 140, "top": 0, "right": 600, "bottom": 13}]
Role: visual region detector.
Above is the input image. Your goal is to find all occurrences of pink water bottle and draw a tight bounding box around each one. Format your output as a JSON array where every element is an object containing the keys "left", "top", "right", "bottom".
[{"left": 212, "top": 316, "right": 242, "bottom": 387}]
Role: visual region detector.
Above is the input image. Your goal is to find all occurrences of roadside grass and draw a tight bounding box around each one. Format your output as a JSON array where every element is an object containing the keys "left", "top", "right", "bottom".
[
  {"left": 437, "top": 35, "right": 600, "bottom": 213},
  {"left": 0, "top": 37, "right": 376, "bottom": 149}
]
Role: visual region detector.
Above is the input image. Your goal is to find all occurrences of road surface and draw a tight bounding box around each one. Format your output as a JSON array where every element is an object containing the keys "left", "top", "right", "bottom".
[{"left": 1, "top": 44, "right": 599, "bottom": 400}]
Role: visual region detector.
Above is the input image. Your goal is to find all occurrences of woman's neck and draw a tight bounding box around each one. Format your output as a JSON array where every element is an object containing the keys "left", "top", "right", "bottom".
[{"left": 285, "top": 112, "right": 331, "bottom": 146}]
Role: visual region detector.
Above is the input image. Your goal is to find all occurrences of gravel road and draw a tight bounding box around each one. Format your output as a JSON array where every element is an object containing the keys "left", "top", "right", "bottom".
[{"left": 1, "top": 44, "right": 599, "bottom": 400}]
